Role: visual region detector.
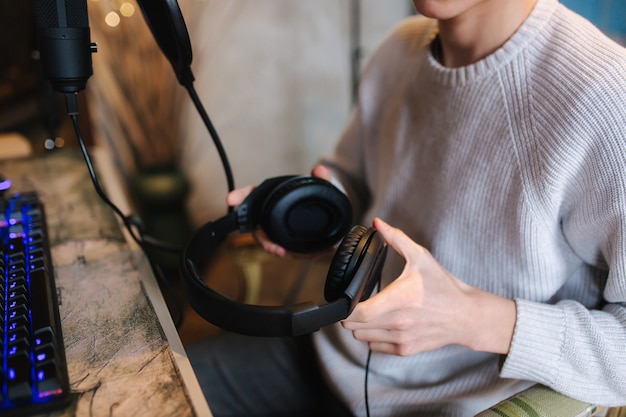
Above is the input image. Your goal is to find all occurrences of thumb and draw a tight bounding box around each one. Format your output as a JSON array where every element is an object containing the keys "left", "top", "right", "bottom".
[
  {"left": 226, "top": 185, "right": 255, "bottom": 206},
  {"left": 372, "top": 217, "right": 416, "bottom": 261},
  {"left": 311, "top": 165, "right": 332, "bottom": 181}
]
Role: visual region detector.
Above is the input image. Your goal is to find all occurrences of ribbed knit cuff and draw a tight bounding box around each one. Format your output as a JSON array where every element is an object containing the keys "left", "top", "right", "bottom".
[{"left": 500, "top": 299, "right": 566, "bottom": 385}]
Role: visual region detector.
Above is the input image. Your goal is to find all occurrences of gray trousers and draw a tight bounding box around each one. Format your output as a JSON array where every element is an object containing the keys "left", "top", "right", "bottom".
[{"left": 186, "top": 332, "right": 353, "bottom": 417}]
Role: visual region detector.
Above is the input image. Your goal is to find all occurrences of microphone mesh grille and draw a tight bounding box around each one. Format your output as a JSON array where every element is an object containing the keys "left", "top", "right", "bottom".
[
  {"left": 34, "top": 0, "right": 89, "bottom": 28},
  {"left": 65, "top": 0, "right": 89, "bottom": 28},
  {"left": 34, "top": 0, "right": 58, "bottom": 28}
]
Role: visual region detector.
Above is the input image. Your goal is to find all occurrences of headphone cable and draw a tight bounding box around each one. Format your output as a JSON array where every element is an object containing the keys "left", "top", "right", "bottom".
[
  {"left": 365, "top": 347, "right": 373, "bottom": 417},
  {"left": 62, "top": 55, "right": 236, "bottom": 327},
  {"left": 364, "top": 278, "right": 382, "bottom": 417}
]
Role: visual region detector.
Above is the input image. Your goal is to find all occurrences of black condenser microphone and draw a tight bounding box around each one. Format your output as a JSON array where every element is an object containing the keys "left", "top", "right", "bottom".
[{"left": 33, "top": 0, "right": 97, "bottom": 94}]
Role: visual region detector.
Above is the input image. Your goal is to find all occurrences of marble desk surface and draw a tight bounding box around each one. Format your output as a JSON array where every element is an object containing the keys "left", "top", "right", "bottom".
[{"left": 0, "top": 149, "right": 212, "bottom": 417}]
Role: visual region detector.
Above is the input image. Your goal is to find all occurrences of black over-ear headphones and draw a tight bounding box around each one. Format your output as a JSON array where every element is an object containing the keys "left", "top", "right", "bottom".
[{"left": 180, "top": 175, "right": 388, "bottom": 336}]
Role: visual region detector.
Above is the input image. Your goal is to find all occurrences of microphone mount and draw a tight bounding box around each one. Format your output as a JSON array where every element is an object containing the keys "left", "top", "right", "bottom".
[{"left": 36, "top": 27, "right": 97, "bottom": 93}]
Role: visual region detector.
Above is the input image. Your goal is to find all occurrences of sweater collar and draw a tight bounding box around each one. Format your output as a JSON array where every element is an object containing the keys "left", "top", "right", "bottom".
[{"left": 424, "top": 0, "right": 559, "bottom": 86}]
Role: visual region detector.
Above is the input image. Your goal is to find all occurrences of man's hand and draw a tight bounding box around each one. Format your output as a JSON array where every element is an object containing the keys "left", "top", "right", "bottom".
[
  {"left": 342, "top": 218, "right": 517, "bottom": 356},
  {"left": 225, "top": 165, "right": 334, "bottom": 258}
]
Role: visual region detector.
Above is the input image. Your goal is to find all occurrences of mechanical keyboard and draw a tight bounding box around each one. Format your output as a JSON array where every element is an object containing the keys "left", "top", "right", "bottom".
[{"left": 0, "top": 192, "right": 70, "bottom": 415}]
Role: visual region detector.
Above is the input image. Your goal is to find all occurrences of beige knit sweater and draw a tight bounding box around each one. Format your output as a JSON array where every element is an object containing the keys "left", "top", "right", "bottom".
[{"left": 314, "top": 0, "right": 626, "bottom": 415}]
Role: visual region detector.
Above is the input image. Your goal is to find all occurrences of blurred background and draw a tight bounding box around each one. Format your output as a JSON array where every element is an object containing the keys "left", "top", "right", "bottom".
[{"left": 562, "top": 0, "right": 626, "bottom": 44}]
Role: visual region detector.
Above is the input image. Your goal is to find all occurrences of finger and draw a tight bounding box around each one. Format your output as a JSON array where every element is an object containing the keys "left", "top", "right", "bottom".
[
  {"left": 349, "top": 327, "right": 395, "bottom": 344},
  {"left": 373, "top": 217, "right": 421, "bottom": 261},
  {"left": 226, "top": 185, "right": 255, "bottom": 206},
  {"left": 342, "top": 316, "right": 388, "bottom": 332},
  {"left": 368, "top": 342, "right": 399, "bottom": 355},
  {"left": 346, "top": 328, "right": 411, "bottom": 356},
  {"left": 311, "top": 164, "right": 332, "bottom": 181},
  {"left": 255, "top": 229, "right": 287, "bottom": 258},
  {"left": 343, "top": 294, "right": 397, "bottom": 326},
  {"left": 343, "top": 268, "right": 418, "bottom": 325}
]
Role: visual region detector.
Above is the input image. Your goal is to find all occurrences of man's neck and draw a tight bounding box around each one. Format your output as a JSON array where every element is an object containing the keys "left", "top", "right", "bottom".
[{"left": 437, "top": 0, "right": 537, "bottom": 67}]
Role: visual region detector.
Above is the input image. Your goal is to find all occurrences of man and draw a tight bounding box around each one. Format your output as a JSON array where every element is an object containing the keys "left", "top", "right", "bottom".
[{"left": 188, "top": 1, "right": 626, "bottom": 415}]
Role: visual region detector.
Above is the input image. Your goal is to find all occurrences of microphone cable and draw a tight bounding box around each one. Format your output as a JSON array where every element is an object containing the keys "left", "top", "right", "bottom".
[
  {"left": 35, "top": 0, "right": 238, "bottom": 331},
  {"left": 64, "top": 92, "right": 185, "bottom": 329},
  {"left": 63, "top": 64, "right": 238, "bottom": 328}
]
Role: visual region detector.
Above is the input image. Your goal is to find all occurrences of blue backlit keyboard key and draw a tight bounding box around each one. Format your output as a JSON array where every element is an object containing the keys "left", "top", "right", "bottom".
[{"left": 0, "top": 192, "right": 70, "bottom": 415}]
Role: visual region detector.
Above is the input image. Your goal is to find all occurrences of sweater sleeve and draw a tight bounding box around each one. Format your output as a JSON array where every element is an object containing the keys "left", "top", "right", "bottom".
[
  {"left": 502, "top": 147, "right": 626, "bottom": 405},
  {"left": 502, "top": 300, "right": 626, "bottom": 405},
  {"left": 500, "top": 43, "right": 626, "bottom": 405}
]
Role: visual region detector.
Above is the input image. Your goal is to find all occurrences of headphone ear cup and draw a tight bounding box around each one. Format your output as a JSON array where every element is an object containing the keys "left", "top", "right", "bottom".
[
  {"left": 261, "top": 176, "right": 313, "bottom": 219},
  {"left": 261, "top": 176, "right": 352, "bottom": 253},
  {"left": 324, "top": 225, "right": 368, "bottom": 302}
]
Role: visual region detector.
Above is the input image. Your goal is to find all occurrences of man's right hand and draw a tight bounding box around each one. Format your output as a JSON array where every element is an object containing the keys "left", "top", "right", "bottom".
[{"left": 226, "top": 164, "right": 333, "bottom": 258}]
